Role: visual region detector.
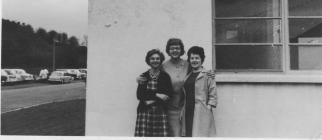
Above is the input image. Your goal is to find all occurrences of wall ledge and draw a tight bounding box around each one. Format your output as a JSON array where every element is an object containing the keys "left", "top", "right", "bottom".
[{"left": 216, "top": 73, "right": 322, "bottom": 84}]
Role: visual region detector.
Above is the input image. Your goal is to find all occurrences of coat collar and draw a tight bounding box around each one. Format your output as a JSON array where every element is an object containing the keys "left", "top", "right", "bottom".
[{"left": 184, "top": 67, "right": 207, "bottom": 82}]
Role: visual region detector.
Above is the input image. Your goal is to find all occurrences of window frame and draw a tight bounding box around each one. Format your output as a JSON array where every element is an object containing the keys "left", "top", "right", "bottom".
[{"left": 212, "top": 0, "right": 322, "bottom": 75}]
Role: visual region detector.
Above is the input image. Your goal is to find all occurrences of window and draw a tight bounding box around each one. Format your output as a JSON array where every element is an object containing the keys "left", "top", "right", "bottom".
[
  {"left": 214, "top": 0, "right": 322, "bottom": 71},
  {"left": 289, "top": 0, "right": 322, "bottom": 70}
]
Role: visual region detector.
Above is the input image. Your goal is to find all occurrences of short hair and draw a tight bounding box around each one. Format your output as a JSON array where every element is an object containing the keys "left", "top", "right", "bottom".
[
  {"left": 165, "top": 38, "right": 185, "bottom": 56},
  {"left": 187, "top": 46, "right": 205, "bottom": 63},
  {"left": 145, "top": 49, "right": 165, "bottom": 66}
]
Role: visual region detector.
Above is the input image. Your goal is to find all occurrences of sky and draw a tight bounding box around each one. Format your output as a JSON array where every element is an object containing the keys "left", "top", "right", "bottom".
[{"left": 2, "top": 0, "right": 88, "bottom": 41}]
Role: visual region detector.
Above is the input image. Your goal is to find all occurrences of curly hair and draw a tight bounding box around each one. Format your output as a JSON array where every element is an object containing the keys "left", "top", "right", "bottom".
[
  {"left": 187, "top": 46, "right": 205, "bottom": 63},
  {"left": 165, "top": 38, "right": 185, "bottom": 56},
  {"left": 145, "top": 49, "right": 165, "bottom": 66}
]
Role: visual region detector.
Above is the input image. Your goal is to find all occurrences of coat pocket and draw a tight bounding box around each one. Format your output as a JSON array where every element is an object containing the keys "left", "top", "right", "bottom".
[{"left": 192, "top": 101, "right": 215, "bottom": 136}]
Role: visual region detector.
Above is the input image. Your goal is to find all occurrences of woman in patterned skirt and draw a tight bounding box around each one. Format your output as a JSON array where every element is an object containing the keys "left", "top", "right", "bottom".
[{"left": 134, "top": 49, "right": 173, "bottom": 137}]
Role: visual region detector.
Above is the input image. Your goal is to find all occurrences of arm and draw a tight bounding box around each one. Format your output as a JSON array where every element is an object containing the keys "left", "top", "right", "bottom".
[
  {"left": 136, "top": 75, "right": 147, "bottom": 85},
  {"left": 136, "top": 83, "right": 158, "bottom": 101},
  {"left": 156, "top": 73, "right": 173, "bottom": 101},
  {"left": 162, "top": 73, "right": 173, "bottom": 97},
  {"left": 207, "top": 76, "right": 217, "bottom": 108}
]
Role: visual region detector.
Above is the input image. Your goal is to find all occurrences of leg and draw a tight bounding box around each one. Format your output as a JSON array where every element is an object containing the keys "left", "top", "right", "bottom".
[{"left": 167, "top": 108, "right": 182, "bottom": 136}]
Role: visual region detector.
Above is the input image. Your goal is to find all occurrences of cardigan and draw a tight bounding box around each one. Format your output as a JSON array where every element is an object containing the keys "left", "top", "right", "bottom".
[{"left": 136, "top": 70, "right": 173, "bottom": 112}]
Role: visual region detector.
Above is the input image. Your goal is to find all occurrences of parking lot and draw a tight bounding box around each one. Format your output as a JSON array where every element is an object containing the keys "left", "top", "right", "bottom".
[{"left": 2, "top": 68, "right": 87, "bottom": 87}]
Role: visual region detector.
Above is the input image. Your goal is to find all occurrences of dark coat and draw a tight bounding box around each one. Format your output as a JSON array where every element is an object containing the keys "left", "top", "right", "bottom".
[{"left": 136, "top": 70, "right": 173, "bottom": 112}]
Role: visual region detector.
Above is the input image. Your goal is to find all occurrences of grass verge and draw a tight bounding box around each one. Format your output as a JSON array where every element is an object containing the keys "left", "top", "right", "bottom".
[{"left": 1, "top": 99, "right": 85, "bottom": 136}]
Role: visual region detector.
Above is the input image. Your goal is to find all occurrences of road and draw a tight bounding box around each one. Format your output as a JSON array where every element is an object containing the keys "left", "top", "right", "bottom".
[{"left": 1, "top": 82, "right": 86, "bottom": 113}]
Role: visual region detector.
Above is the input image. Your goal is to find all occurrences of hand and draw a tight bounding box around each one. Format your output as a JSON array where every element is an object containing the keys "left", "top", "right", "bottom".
[
  {"left": 207, "top": 104, "right": 213, "bottom": 109},
  {"left": 156, "top": 93, "right": 169, "bottom": 101},
  {"left": 206, "top": 70, "right": 215, "bottom": 79},
  {"left": 145, "top": 100, "right": 155, "bottom": 105},
  {"left": 136, "top": 76, "right": 147, "bottom": 84}
]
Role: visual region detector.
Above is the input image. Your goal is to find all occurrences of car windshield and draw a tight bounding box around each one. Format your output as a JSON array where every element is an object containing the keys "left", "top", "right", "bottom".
[
  {"left": 5, "top": 70, "right": 14, "bottom": 75},
  {"left": 16, "top": 70, "right": 26, "bottom": 74}
]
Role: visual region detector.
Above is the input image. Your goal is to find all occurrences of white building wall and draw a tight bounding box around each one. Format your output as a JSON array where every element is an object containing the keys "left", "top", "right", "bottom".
[
  {"left": 87, "top": 0, "right": 212, "bottom": 136},
  {"left": 87, "top": 0, "right": 322, "bottom": 138},
  {"left": 216, "top": 83, "right": 322, "bottom": 138}
]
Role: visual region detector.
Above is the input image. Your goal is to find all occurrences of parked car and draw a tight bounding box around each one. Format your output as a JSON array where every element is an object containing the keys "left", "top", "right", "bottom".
[
  {"left": 1, "top": 69, "right": 19, "bottom": 85},
  {"left": 57, "top": 69, "right": 82, "bottom": 80},
  {"left": 79, "top": 69, "right": 87, "bottom": 73},
  {"left": 1, "top": 70, "right": 7, "bottom": 85},
  {"left": 48, "top": 71, "right": 74, "bottom": 84},
  {"left": 2, "top": 69, "right": 34, "bottom": 82},
  {"left": 13, "top": 69, "right": 34, "bottom": 81},
  {"left": 2, "top": 69, "right": 24, "bottom": 82},
  {"left": 78, "top": 69, "right": 87, "bottom": 79}
]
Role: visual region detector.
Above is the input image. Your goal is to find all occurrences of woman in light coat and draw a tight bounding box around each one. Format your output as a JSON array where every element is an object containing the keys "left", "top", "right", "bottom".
[{"left": 181, "top": 46, "right": 217, "bottom": 137}]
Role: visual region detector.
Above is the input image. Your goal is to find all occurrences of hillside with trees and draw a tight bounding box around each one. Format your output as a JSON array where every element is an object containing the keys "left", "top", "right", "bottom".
[{"left": 1, "top": 19, "right": 87, "bottom": 73}]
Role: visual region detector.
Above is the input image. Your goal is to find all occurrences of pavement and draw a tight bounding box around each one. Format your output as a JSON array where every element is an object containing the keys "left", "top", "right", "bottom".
[{"left": 1, "top": 82, "right": 86, "bottom": 113}]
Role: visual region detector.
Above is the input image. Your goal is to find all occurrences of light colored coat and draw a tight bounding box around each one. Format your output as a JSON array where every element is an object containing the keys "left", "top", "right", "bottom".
[{"left": 180, "top": 68, "right": 217, "bottom": 137}]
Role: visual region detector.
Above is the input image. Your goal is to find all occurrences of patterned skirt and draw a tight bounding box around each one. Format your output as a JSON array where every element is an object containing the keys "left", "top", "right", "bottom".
[{"left": 135, "top": 106, "right": 169, "bottom": 137}]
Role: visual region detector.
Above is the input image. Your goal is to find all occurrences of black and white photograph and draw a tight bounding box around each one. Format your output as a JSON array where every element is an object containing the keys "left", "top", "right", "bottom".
[
  {"left": 1, "top": 0, "right": 87, "bottom": 136},
  {"left": 86, "top": 0, "right": 322, "bottom": 138},
  {"left": 1, "top": 0, "right": 322, "bottom": 139}
]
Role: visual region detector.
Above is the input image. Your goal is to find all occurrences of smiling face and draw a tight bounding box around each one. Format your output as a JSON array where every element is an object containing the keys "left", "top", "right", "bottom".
[
  {"left": 149, "top": 53, "right": 162, "bottom": 69},
  {"left": 169, "top": 45, "right": 182, "bottom": 59},
  {"left": 189, "top": 53, "right": 202, "bottom": 69}
]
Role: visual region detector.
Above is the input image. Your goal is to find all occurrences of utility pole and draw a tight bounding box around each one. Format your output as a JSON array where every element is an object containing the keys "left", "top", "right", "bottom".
[
  {"left": 52, "top": 34, "right": 63, "bottom": 72},
  {"left": 52, "top": 39, "right": 58, "bottom": 72}
]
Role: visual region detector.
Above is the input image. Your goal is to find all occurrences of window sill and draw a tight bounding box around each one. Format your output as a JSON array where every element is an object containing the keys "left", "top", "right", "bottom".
[{"left": 216, "top": 73, "right": 322, "bottom": 84}]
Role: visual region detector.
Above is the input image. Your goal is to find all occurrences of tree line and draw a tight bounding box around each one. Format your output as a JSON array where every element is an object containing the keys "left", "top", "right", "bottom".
[{"left": 1, "top": 19, "right": 87, "bottom": 71}]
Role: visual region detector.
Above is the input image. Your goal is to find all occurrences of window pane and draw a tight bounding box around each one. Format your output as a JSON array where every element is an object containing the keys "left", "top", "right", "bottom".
[
  {"left": 289, "top": 0, "right": 322, "bottom": 16},
  {"left": 215, "top": 0, "right": 281, "bottom": 17},
  {"left": 290, "top": 45, "right": 322, "bottom": 70},
  {"left": 216, "top": 19, "right": 281, "bottom": 43},
  {"left": 216, "top": 45, "right": 282, "bottom": 70},
  {"left": 289, "top": 19, "right": 322, "bottom": 43}
]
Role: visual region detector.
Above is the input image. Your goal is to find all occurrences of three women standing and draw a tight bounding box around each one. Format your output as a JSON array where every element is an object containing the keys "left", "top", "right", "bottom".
[{"left": 135, "top": 39, "right": 217, "bottom": 137}]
